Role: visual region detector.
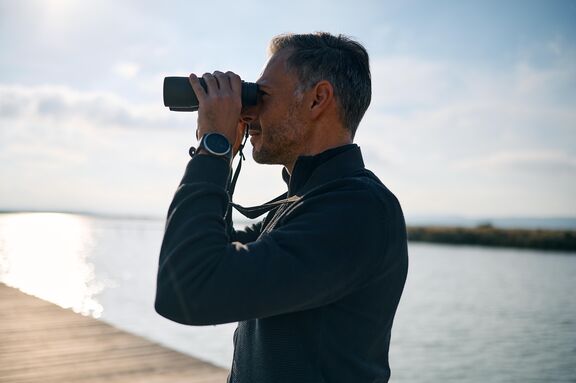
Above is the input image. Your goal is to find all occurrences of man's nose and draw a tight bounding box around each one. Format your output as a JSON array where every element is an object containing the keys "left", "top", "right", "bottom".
[{"left": 241, "top": 104, "right": 258, "bottom": 124}]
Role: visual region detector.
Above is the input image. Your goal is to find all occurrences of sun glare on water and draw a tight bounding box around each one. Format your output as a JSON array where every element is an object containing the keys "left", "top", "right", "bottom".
[{"left": 0, "top": 213, "right": 104, "bottom": 317}]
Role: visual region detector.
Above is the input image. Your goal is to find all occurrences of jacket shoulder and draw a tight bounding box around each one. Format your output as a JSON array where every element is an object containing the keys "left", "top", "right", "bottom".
[{"left": 304, "top": 169, "right": 401, "bottom": 210}]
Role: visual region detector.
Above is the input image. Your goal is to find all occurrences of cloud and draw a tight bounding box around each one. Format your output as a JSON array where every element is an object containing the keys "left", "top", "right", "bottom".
[
  {"left": 112, "top": 62, "right": 140, "bottom": 79},
  {"left": 0, "top": 83, "right": 185, "bottom": 130},
  {"left": 1, "top": 35, "right": 575, "bottom": 217},
  {"left": 363, "top": 47, "right": 576, "bottom": 156},
  {"left": 355, "top": 47, "right": 576, "bottom": 217},
  {"left": 370, "top": 57, "right": 455, "bottom": 109},
  {"left": 455, "top": 150, "right": 576, "bottom": 172}
]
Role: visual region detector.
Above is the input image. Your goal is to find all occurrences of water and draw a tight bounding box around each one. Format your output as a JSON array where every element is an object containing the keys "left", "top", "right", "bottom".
[
  {"left": 1, "top": 212, "right": 575, "bottom": 382},
  {"left": 391, "top": 243, "right": 576, "bottom": 382}
]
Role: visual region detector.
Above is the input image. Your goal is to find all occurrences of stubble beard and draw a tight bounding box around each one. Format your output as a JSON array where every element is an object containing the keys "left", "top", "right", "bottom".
[{"left": 252, "top": 102, "right": 306, "bottom": 167}]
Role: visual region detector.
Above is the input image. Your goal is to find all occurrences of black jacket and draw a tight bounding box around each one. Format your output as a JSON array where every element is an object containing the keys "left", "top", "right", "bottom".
[{"left": 155, "top": 144, "right": 408, "bottom": 383}]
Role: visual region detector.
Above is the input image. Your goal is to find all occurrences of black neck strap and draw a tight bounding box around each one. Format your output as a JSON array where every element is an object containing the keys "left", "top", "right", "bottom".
[
  {"left": 228, "top": 128, "right": 248, "bottom": 198},
  {"left": 227, "top": 128, "right": 298, "bottom": 220}
]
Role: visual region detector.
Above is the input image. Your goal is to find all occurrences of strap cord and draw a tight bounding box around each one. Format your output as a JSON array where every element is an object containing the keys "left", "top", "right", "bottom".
[{"left": 226, "top": 126, "right": 299, "bottom": 220}]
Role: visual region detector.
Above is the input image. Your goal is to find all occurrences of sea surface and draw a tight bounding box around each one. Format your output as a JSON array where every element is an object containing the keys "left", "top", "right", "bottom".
[{"left": 0, "top": 212, "right": 575, "bottom": 382}]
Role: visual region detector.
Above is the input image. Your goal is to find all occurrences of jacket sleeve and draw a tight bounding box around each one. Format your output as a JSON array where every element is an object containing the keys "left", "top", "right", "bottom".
[{"left": 154, "top": 155, "right": 397, "bottom": 325}]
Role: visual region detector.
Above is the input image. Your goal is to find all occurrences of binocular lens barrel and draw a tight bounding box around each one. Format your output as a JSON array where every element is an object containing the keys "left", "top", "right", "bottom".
[{"left": 163, "top": 77, "right": 259, "bottom": 112}]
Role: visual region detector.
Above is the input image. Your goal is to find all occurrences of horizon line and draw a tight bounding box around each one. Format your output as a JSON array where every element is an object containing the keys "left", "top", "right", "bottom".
[{"left": 1, "top": 208, "right": 576, "bottom": 228}]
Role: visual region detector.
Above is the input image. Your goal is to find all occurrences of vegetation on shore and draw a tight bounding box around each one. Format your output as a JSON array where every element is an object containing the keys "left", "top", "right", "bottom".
[{"left": 407, "top": 225, "right": 576, "bottom": 252}]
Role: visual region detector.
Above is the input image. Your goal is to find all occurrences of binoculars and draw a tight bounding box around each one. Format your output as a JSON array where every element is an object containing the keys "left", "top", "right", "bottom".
[{"left": 163, "top": 77, "right": 259, "bottom": 112}]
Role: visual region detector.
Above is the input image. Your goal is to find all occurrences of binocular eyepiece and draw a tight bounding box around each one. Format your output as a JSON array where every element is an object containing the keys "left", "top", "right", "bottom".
[{"left": 163, "top": 77, "right": 259, "bottom": 112}]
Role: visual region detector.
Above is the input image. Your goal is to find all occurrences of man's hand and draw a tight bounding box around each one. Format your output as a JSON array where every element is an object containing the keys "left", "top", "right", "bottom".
[{"left": 189, "top": 71, "right": 243, "bottom": 151}]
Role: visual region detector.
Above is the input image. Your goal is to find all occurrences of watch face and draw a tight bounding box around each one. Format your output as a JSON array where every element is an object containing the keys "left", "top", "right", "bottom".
[{"left": 205, "top": 133, "right": 231, "bottom": 156}]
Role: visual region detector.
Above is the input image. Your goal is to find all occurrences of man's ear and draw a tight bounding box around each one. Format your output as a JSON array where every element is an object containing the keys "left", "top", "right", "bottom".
[{"left": 308, "top": 80, "right": 334, "bottom": 120}]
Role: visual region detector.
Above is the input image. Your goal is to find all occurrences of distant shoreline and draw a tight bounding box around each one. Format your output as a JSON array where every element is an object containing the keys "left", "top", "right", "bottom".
[
  {"left": 407, "top": 225, "right": 576, "bottom": 252},
  {"left": 2, "top": 211, "right": 575, "bottom": 252}
]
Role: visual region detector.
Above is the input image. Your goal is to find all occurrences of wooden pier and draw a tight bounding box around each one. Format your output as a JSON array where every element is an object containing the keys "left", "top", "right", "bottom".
[{"left": 0, "top": 283, "right": 229, "bottom": 383}]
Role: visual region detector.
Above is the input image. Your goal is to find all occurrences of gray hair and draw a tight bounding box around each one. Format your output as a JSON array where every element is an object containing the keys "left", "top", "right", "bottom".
[{"left": 269, "top": 32, "right": 371, "bottom": 138}]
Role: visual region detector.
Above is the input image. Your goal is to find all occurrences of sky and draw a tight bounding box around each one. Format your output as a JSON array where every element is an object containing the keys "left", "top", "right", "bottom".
[{"left": 1, "top": 0, "right": 575, "bottom": 220}]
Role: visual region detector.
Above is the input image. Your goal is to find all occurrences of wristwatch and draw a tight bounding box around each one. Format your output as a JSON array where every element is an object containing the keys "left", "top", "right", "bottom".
[{"left": 197, "top": 133, "right": 232, "bottom": 162}]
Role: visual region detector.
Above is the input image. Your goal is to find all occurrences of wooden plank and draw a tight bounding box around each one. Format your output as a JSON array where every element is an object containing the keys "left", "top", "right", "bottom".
[{"left": 0, "top": 283, "right": 229, "bottom": 383}]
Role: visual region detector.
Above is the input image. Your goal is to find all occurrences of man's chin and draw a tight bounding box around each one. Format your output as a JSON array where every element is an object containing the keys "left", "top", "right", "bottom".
[
  {"left": 252, "top": 148, "right": 275, "bottom": 165},
  {"left": 251, "top": 149, "right": 266, "bottom": 164}
]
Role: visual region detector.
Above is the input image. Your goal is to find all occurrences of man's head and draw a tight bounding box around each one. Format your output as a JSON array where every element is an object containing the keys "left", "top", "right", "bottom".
[
  {"left": 269, "top": 32, "right": 371, "bottom": 138},
  {"left": 242, "top": 32, "right": 371, "bottom": 171}
]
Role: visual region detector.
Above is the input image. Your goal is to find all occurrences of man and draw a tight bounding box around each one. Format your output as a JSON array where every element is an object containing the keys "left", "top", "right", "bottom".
[{"left": 155, "top": 32, "right": 408, "bottom": 382}]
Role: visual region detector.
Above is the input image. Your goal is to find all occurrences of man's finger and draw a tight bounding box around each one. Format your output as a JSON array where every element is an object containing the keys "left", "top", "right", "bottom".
[
  {"left": 188, "top": 73, "right": 206, "bottom": 102},
  {"left": 227, "top": 71, "right": 242, "bottom": 97},
  {"left": 213, "top": 71, "right": 231, "bottom": 94},
  {"left": 202, "top": 72, "right": 219, "bottom": 93}
]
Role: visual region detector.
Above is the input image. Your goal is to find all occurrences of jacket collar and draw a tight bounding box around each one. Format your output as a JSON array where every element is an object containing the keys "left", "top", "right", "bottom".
[{"left": 283, "top": 144, "right": 365, "bottom": 197}]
